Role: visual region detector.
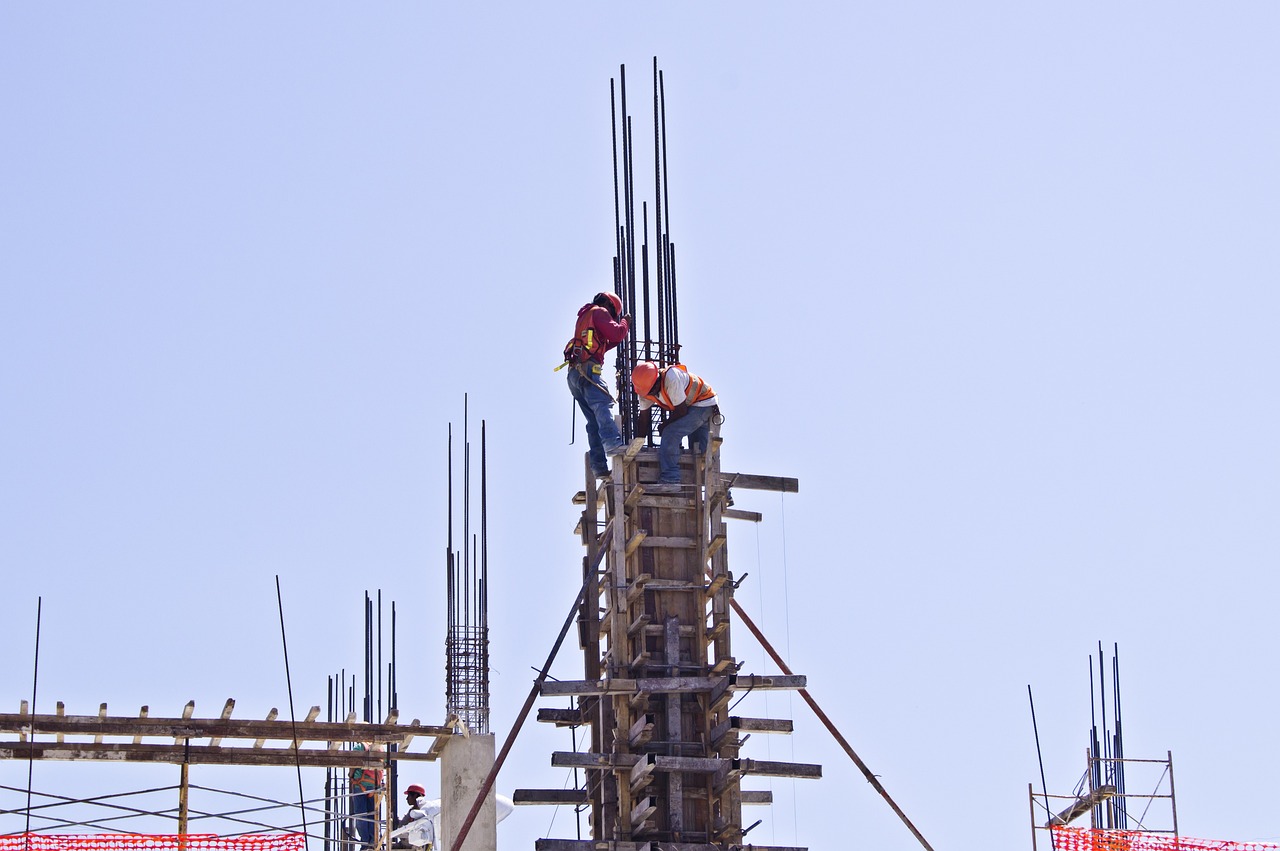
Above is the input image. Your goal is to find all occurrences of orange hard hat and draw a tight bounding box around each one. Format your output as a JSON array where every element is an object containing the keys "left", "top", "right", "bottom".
[
  {"left": 632, "top": 361, "right": 660, "bottom": 397},
  {"left": 405, "top": 784, "right": 426, "bottom": 796},
  {"left": 594, "top": 291, "right": 623, "bottom": 318}
]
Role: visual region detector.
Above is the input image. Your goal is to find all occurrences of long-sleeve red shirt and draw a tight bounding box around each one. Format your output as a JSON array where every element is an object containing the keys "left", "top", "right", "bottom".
[{"left": 575, "top": 303, "right": 630, "bottom": 363}]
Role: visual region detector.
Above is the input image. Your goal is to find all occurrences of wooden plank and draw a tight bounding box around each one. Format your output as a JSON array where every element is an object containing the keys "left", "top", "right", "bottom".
[
  {"left": 638, "top": 536, "right": 697, "bottom": 549},
  {"left": 735, "top": 717, "right": 794, "bottom": 734},
  {"left": 628, "top": 714, "right": 654, "bottom": 747},
  {"left": 630, "top": 797, "right": 656, "bottom": 830},
  {"left": 552, "top": 751, "right": 640, "bottom": 770},
  {"left": 652, "top": 755, "right": 729, "bottom": 773},
  {"left": 58, "top": 702, "right": 67, "bottom": 744},
  {"left": 536, "top": 708, "right": 584, "bottom": 726},
  {"left": 703, "top": 534, "right": 726, "bottom": 561},
  {"left": 255, "top": 708, "right": 279, "bottom": 747},
  {"left": 627, "top": 690, "right": 650, "bottom": 713},
  {"left": 732, "top": 674, "right": 807, "bottom": 690},
  {"left": 626, "top": 614, "right": 652, "bottom": 638},
  {"left": 0, "top": 714, "right": 451, "bottom": 741},
  {"left": 720, "top": 472, "right": 799, "bottom": 493},
  {"left": 621, "top": 437, "right": 646, "bottom": 462},
  {"left": 625, "top": 531, "right": 647, "bottom": 557},
  {"left": 711, "top": 717, "right": 793, "bottom": 747},
  {"left": 540, "top": 677, "right": 730, "bottom": 697},
  {"left": 209, "top": 699, "right": 235, "bottom": 746},
  {"left": 722, "top": 508, "right": 763, "bottom": 523},
  {"left": 1049, "top": 784, "right": 1117, "bottom": 827},
  {"left": 96, "top": 703, "right": 108, "bottom": 745},
  {"left": 0, "top": 743, "right": 437, "bottom": 768},
  {"left": 513, "top": 789, "right": 588, "bottom": 806},
  {"left": 534, "top": 842, "right": 653, "bottom": 851},
  {"left": 741, "top": 790, "right": 774, "bottom": 805},
  {"left": 625, "top": 573, "right": 651, "bottom": 607},
  {"left": 737, "top": 758, "right": 822, "bottom": 779},
  {"left": 641, "top": 625, "right": 696, "bottom": 638}
]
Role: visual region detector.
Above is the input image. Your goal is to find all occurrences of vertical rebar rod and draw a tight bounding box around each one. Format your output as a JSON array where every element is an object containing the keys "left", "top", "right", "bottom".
[
  {"left": 377, "top": 591, "right": 383, "bottom": 722},
  {"left": 468, "top": 394, "right": 473, "bottom": 665},
  {"left": 24, "top": 597, "right": 42, "bottom": 849},
  {"left": 652, "top": 57, "right": 664, "bottom": 343},
  {"left": 1113, "top": 645, "right": 1126, "bottom": 829},
  {"left": 447, "top": 423, "right": 454, "bottom": 720},
  {"left": 1027, "top": 686, "right": 1057, "bottom": 851},
  {"left": 659, "top": 68, "right": 678, "bottom": 354},
  {"left": 391, "top": 604, "right": 398, "bottom": 712},
  {"left": 1097, "top": 642, "right": 1110, "bottom": 829}
]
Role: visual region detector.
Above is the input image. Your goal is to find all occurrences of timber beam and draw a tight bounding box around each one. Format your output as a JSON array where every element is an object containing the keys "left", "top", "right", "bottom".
[
  {"left": 0, "top": 742, "right": 436, "bottom": 767},
  {"left": 513, "top": 789, "right": 589, "bottom": 806},
  {"left": 0, "top": 712, "right": 448, "bottom": 744},
  {"left": 540, "top": 673, "right": 806, "bottom": 698}
]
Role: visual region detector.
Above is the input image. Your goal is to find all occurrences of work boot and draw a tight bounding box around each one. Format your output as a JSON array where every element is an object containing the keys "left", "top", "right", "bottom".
[
  {"left": 605, "top": 442, "right": 627, "bottom": 457},
  {"left": 645, "top": 483, "right": 683, "bottom": 495}
]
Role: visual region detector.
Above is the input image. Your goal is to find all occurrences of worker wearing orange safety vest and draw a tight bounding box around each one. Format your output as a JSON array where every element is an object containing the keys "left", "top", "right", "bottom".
[
  {"left": 561, "top": 292, "right": 631, "bottom": 477},
  {"left": 631, "top": 361, "right": 719, "bottom": 491}
]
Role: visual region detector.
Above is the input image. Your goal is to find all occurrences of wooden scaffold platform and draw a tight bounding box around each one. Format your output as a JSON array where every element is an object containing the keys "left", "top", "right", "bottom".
[{"left": 515, "top": 428, "right": 818, "bottom": 851}]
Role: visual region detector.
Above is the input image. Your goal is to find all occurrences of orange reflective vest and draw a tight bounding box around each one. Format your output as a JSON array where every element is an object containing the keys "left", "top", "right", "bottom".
[{"left": 637, "top": 364, "right": 716, "bottom": 410}]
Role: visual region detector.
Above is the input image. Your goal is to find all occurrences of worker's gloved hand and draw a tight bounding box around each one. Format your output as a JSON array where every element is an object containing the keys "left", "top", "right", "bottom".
[
  {"left": 621, "top": 313, "right": 632, "bottom": 326},
  {"left": 632, "top": 413, "right": 651, "bottom": 438}
]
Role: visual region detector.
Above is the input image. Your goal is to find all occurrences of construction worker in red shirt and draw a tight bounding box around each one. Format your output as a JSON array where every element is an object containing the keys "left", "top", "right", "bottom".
[
  {"left": 631, "top": 361, "right": 719, "bottom": 493},
  {"left": 561, "top": 292, "right": 631, "bottom": 477},
  {"left": 349, "top": 742, "right": 384, "bottom": 850}
]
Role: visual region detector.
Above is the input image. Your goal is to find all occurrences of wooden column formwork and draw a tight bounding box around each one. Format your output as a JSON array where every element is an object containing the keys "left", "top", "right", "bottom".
[{"left": 518, "top": 428, "right": 818, "bottom": 851}]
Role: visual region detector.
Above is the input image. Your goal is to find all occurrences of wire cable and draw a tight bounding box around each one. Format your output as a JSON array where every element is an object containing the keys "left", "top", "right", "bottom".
[
  {"left": 24, "top": 597, "right": 42, "bottom": 851},
  {"left": 275, "top": 576, "right": 311, "bottom": 850}
]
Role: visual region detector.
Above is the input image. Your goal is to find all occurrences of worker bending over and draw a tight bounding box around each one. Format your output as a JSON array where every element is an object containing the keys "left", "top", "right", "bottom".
[
  {"left": 562, "top": 292, "right": 631, "bottom": 477},
  {"left": 631, "top": 361, "right": 719, "bottom": 493}
]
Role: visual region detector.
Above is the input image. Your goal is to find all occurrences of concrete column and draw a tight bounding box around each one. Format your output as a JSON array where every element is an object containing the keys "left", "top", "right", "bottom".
[{"left": 440, "top": 733, "right": 496, "bottom": 851}]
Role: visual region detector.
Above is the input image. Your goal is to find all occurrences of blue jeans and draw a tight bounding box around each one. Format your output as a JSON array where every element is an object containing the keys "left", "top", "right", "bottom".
[
  {"left": 351, "top": 791, "right": 376, "bottom": 846},
  {"left": 658, "top": 405, "right": 716, "bottom": 483},
  {"left": 567, "top": 365, "right": 623, "bottom": 474}
]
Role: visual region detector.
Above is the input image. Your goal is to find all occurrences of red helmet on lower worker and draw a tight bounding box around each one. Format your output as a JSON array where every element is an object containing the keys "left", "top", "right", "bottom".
[
  {"left": 632, "top": 361, "right": 661, "bottom": 397},
  {"left": 593, "top": 291, "right": 623, "bottom": 319},
  {"left": 405, "top": 784, "right": 426, "bottom": 796}
]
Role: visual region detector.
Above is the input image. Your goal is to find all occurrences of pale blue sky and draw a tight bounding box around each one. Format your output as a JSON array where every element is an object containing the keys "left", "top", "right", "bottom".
[{"left": 2, "top": 3, "right": 1278, "bottom": 849}]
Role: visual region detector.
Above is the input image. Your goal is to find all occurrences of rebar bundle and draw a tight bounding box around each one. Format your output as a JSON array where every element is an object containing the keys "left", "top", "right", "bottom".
[
  {"left": 613, "top": 58, "right": 680, "bottom": 444},
  {"left": 445, "top": 398, "right": 490, "bottom": 735}
]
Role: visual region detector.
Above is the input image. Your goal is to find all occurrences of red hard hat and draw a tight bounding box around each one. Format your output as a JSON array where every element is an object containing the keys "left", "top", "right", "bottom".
[
  {"left": 406, "top": 784, "right": 426, "bottom": 796},
  {"left": 632, "top": 361, "right": 660, "bottom": 397},
  {"left": 594, "top": 291, "right": 623, "bottom": 318}
]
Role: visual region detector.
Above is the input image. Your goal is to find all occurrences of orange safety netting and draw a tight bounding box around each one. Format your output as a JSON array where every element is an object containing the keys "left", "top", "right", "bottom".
[
  {"left": 1052, "top": 828, "right": 1280, "bottom": 851},
  {"left": 0, "top": 837, "right": 304, "bottom": 851}
]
